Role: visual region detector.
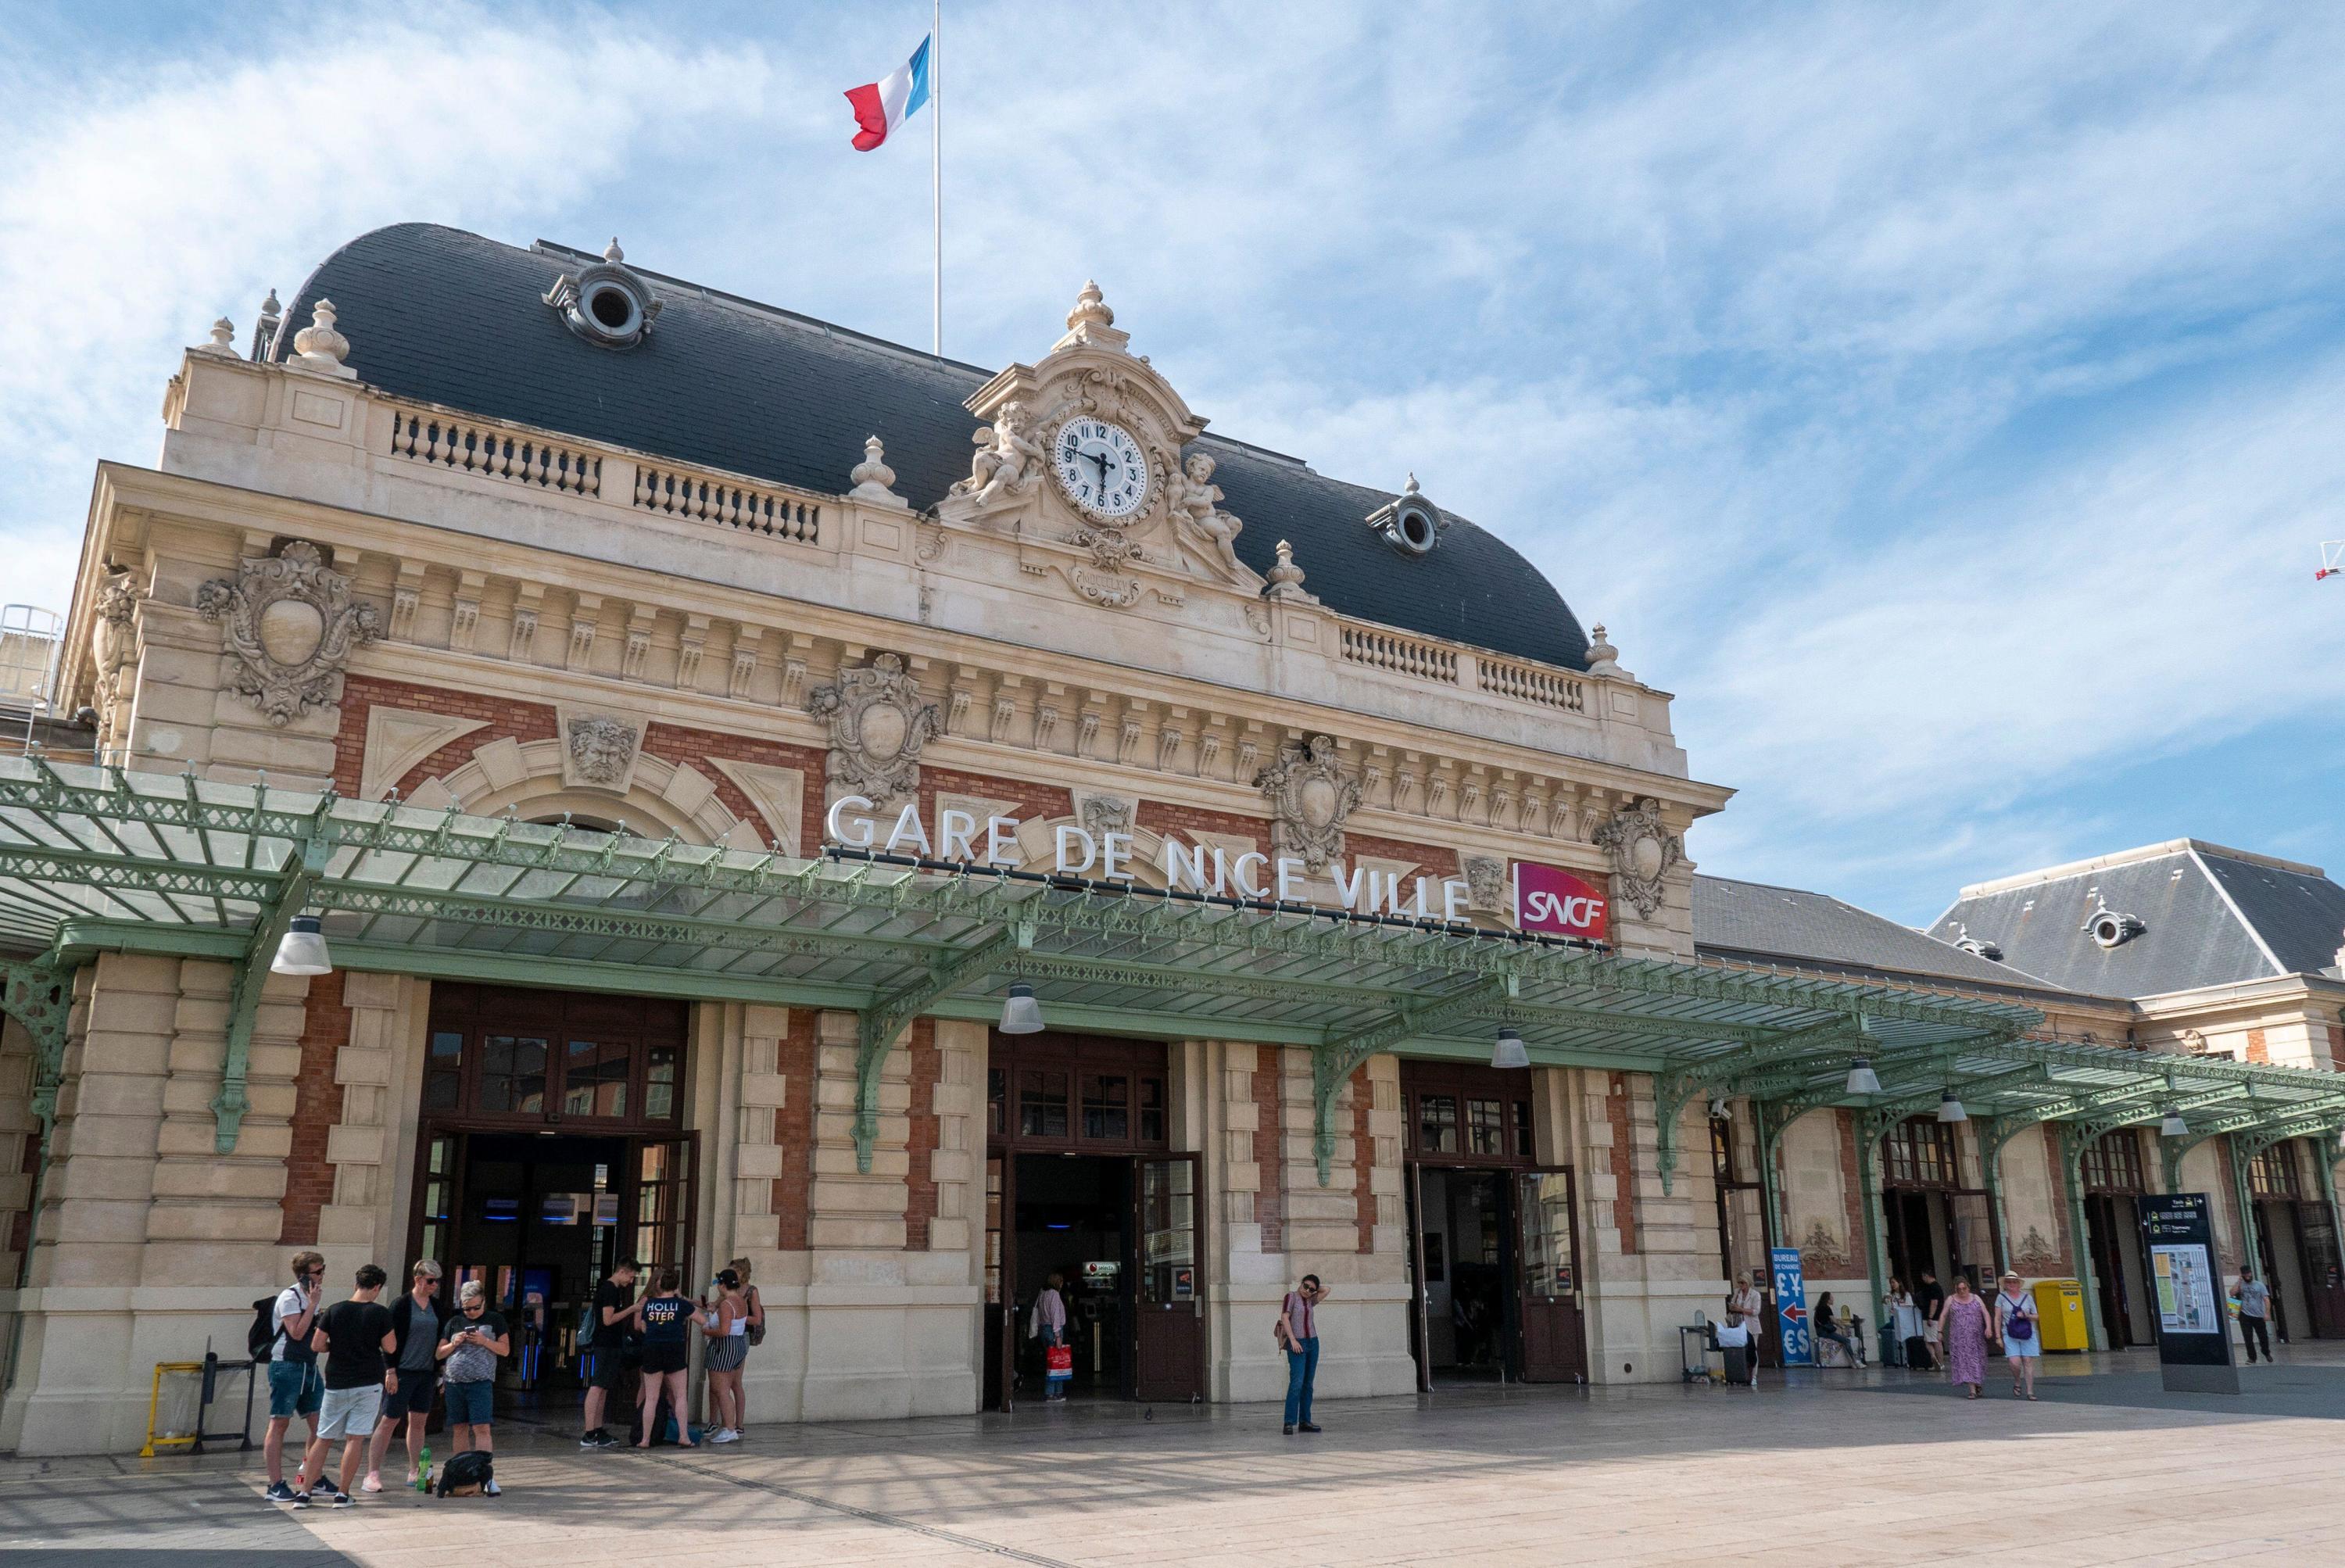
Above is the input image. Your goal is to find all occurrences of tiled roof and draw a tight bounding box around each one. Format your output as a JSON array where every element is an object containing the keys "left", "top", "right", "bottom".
[
  {"left": 277, "top": 224, "right": 1591, "bottom": 671},
  {"left": 1693, "top": 874, "right": 2079, "bottom": 999}
]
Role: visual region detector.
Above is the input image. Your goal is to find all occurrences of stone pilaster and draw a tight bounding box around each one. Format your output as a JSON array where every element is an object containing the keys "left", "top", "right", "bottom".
[
  {"left": 314, "top": 972, "right": 410, "bottom": 1264},
  {"left": 729, "top": 1004, "right": 792, "bottom": 1257},
  {"left": 809, "top": 1009, "right": 908, "bottom": 1251},
  {"left": 929, "top": 1019, "right": 985, "bottom": 1260}
]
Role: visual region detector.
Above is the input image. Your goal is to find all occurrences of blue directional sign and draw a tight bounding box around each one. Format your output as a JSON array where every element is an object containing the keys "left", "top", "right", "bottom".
[{"left": 1771, "top": 1246, "right": 1812, "bottom": 1366}]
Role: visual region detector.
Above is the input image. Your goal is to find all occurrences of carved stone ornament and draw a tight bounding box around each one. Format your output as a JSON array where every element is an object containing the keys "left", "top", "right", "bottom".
[
  {"left": 195, "top": 542, "right": 381, "bottom": 726},
  {"left": 567, "top": 715, "right": 639, "bottom": 787},
  {"left": 1462, "top": 854, "right": 1507, "bottom": 913},
  {"left": 1253, "top": 734, "right": 1362, "bottom": 875},
  {"left": 90, "top": 566, "right": 145, "bottom": 751},
  {"left": 1077, "top": 793, "right": 1135, "bottom": 839},
  {"left": 1592, "top": 796, "right": 1684, "bottom": 920},
  {"left": 807, "top": 653, "right": 942, "bottom": 807}
]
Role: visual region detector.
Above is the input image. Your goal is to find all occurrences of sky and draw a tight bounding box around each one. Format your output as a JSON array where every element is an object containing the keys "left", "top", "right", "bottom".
[{"left": 2, "top": 1, "right": 2341, "bottom": 929}]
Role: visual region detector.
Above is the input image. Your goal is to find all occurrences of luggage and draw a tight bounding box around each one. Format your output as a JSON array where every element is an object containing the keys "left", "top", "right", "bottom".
[
  {"left": 436, "top": 1450, "right": 492, "bottom": 1498},
  {"left": 1904, "top": 1334, "right": 1935, "bottom": 1370}
]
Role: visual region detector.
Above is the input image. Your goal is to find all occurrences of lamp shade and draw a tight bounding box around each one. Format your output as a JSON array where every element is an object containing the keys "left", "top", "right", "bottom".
[
  {"left": 2160, "top": 1107, "right": 2189, "bottom": 1138},
  {"left": 998, "top": 982, "right": 1044, "bottom": 1035},
  {"left": 1491, "top": 1027, "right": 1531, "bottom": 1070},
  {"left": 270, "top": 913, "right": 332, "bottom": 976},
  {"left": 1845, "top": 1057, "right": 1882, "bottom": 1096},
  {"left": 1937, "top": 1089, "right": 1967, "bottom": 1124}
]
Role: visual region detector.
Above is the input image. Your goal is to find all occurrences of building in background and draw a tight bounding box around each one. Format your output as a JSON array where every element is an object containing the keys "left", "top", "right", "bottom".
[{"left": 0, "top": 224, "right": 2337, "bottom": 1453}]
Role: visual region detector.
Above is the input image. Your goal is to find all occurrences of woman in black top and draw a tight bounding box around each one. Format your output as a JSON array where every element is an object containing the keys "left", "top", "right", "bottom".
[{"left": 634, "top": 1266, "right": 698, "bottom": 1449}]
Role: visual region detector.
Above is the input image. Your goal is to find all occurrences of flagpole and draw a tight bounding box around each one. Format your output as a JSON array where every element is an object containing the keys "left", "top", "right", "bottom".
[{"left": 932, "top": 0, "right": 942, "bottom": 357}]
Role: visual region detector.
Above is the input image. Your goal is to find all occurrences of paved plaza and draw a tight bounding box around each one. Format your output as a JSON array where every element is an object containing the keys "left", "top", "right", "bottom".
[{"left": 4, "top": 1346, "right": 2342, "bottom": 1566}]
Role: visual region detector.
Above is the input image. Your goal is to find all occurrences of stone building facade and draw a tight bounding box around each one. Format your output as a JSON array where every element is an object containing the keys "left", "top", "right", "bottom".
[{"left": 0, "top": 224, "right": 2338, "bottom": 1454}]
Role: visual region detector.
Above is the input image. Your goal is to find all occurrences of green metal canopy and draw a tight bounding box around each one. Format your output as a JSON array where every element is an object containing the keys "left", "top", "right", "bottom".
[{"left": 1, "top": 757, "right": 2342, "bottom": 1198}]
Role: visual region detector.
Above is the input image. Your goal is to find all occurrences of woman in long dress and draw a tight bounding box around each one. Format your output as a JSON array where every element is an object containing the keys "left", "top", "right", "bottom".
[{"left": 1939, "top": 1275, "right": 1995, "bottom": 1399}]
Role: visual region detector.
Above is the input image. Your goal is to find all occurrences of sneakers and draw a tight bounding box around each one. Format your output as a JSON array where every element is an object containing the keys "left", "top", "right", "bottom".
[
  {"left": 1283, "top": 1423, "right": 1295, "bottom": 1434},
  {"left": 331, "top": 1491, "right": 356, "bottom": 1509},
  {"left": 580, "top": 1428, "right": 621, "bottom": 1450},
  {"left": 263, "top": 1480, "right": 303, "bottom": 1505},
  {"left": 360, "top": 1473, "right": 383, "bottom": 1494},
  {"left": 483, "top": 1479, "right": 501, "bottom": 1497},
  {"left": 312, "top": 1481, "right": 349, "bottom": 1505},
  {"left": 710, "top": 1427, "right": 740, "bottom": 1444},
  {"left": 1297, "top": 1422, "right": 1322, "bottom": 1433}
]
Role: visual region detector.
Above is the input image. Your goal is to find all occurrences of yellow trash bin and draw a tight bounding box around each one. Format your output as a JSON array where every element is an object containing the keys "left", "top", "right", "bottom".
[{"left": 2032, "top": 1279, "right": 2089, "bottom": 1351}]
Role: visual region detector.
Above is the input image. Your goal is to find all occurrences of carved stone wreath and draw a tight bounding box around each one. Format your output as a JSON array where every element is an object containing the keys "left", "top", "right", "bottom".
[
  {"left": 1592, "top": 796, "right": 1684, "bottom": 920},
  {"left": 807, "top": 653, "right": 942, "bottom": 807},
  {"left": 1253, "top": 734, "right": 1362, "bottom": 875},
  {"left": 195, "top": 541, "right": 381, "bottom": 727}
]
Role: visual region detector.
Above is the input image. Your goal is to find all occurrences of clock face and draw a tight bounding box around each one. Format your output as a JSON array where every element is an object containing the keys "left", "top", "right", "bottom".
[{"left": 1052, "top": 419, "right": 1149, "bottom": 517}]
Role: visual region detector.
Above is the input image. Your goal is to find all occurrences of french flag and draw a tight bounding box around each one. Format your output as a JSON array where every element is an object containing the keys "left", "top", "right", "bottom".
[{"left": 845, "top": 35, "right": 932, "bottom": 152}]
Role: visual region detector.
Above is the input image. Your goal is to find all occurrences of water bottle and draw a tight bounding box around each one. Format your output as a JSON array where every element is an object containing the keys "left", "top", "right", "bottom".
[{"left": 415, "top": 1443, "right": 431, "bottom": 1492}]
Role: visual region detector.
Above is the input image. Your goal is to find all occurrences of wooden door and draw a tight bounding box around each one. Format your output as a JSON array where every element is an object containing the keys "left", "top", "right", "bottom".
[
  {"left": 1514, "top": 1168, "right": 1587, "bottom": 1383},
  {"left": 1131, "top": 1155, "right": 1203, "bottom": 1402},
  {"left": 626, "top": 1133, "right": 698, "bottom": 1287},
  {"left": 1404, "top": 1162, "right": 1434, "bottom": 1391},
  {"left": 2297, "top": 1200, "right": 2345, "bottom": 1339},
  {"left": 406, "top": 1126, "right": 467, "bottom": 1283},
  {"left": 984, "top": 1153, "right": 1015, "bottom": 1409}
]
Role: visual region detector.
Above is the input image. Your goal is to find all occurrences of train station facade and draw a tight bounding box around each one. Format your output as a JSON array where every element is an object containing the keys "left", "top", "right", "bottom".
[{"left": 1, "top": 224, "right": 2342, "bottom": 1454}]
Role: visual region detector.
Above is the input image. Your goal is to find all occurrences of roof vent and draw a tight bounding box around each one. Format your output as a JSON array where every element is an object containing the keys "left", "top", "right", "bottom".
[
  {"left": 2083, "top": 901, "right": 2146, "bottom": 950},
  {"left": 1366, "top": 474, "right": 1447, "bottom": 556},
  {"left": 1949, "top": 924, "right": 2003, "bottom": 962},
  {"left": 545, "top": 238, "right": 661, "bottom": 349}
]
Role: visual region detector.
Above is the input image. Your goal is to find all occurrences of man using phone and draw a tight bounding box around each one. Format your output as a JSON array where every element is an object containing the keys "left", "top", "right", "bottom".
[
  {"left": 579, "top": 1258, "right": 641, "bottom": 1449},
  {"left": 263, "top": 1251, "right": 327, "bottom": 1505},
  {"left": 438, "top": 1280, "right": 510, "bottom": 1492}
]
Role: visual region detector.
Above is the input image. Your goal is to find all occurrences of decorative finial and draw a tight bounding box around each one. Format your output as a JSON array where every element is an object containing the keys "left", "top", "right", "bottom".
[
  {"left": 198, "top": 317, "right": 238, "bottom": 356},
  {"left": 604, "top": 237, "right": 625, "bottom": 263},
  {"left": 1067, "top": 279, "right": 1113, "bottom": 331},
  {"left": 1403, "top": 472, "right": 1420, "bottom": 495},
  {"left": 249, "top": 289, "right": 283, "bottom": 361},
  {"left": 289, "top": 299, "right": 355, "bottom": 378},
  {"left": 848, "top": 434, "right": 908, "bottom": 509},
  {"left": 1265, "top": 539, "right": 1316, "bottom": 602},
  {"left": 1583, "top": 623, "right": 1627, "bottom": 679}
]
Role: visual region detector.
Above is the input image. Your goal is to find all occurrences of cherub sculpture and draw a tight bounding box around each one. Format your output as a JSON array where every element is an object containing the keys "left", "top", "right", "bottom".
[{"left": 1168, "top": 452, "right": 1246, "bottom": 582}]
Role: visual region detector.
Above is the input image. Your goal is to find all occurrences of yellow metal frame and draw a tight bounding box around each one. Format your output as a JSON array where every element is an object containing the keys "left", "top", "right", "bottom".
[{"left": 138, "top": 1361, "right": 206, "bottom": 1458}]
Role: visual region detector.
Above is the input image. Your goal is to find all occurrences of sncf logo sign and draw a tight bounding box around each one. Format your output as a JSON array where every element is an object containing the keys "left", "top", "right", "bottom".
[{"left": 1513, "top": 861, "right": 1609, "bottom": 943}]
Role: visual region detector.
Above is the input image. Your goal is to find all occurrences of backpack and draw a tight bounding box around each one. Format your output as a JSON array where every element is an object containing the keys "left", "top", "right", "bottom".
[
  {"left": 249, "top": 1295, "right": 280, "bottom": 1361},
  {"left": 2002, "top": 1294, "right": 2034, "bottom": 1341},
  {"left": 745, "top": 1288, "right": 765, "bottom": 1348},
  {"left": 436, "top": 1449, "right": 493, "bottom": 1498}
]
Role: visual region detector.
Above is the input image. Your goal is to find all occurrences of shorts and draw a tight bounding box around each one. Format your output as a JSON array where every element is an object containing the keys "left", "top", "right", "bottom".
[
  {"left": 639, "top": 1341, "right": 688, "bottom": 1376},
  {"left": 383, "top": 1369, "right": 436, "bottom": 1419},
  {"left": 588, "top": 1347, "right": 628, "bottom": 1391},
  {"left": 2003, "top": 1337, "right": 2041, "bottom": 1360},
  {"left": 318, "top": 1384, "right": 383, "bottom": 1442},
  {"left": 705, "top": 1335, "right": 746, "bottom": 1373},
  {"left": 443, "top": 1380, "right": 494, "bottom": 1426},
  {"left": 267, "top": 1359, "right": 323, "bottom": 1420}
]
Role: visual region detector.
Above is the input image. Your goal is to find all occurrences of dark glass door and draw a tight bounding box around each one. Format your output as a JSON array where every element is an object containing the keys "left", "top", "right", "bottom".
[
  {"left": 1132, "top": 1156, "right": 1203, "bottom": 1402},
  {"left": 627, "top": 1133, "right": 698, "bottom": 1286},
  {"left": 1514, "top": 1168, "right": 1587, "bottom": 1383},
  {"left": 984, "top": 1154, "right": 1014, "bottom": 1410}
]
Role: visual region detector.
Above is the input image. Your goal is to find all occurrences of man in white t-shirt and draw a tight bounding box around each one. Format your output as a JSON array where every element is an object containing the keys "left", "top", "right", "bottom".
[{"left": 263, "top": 1250, "right": 327, "bottom": 1505}]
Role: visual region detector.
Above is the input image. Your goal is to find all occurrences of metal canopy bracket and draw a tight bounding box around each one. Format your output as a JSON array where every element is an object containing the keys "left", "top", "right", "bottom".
[
  {"left": 212, "top": 804, "right": 336, "bottom": 1155},
  {"left": 1309, "top": 969, "right": 1518, "bottom": 1187},
  {"left": 0, "top": 955, "right": 75, "bottom": 1129},
  {"left": 850, "top": 922, "right": 1029, "bottom": 1174}
]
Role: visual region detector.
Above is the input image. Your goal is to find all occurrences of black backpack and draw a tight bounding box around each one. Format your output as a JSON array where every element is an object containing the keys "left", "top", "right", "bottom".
[
  {"left": 436, "top": 1449, "right": 493, "bottom": 1497},
  {"left": 248, "top": 1295, "right": 280, "bottom": 1361}
]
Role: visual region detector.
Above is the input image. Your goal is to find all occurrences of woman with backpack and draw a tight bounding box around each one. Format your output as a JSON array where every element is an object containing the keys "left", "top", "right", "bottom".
[
  {"left": 698, "top": 1269, "right": 748, "bottom": 1444},
  {"left": 1994, "top": 1270, "right": 2040, "bottom": 1400},
  {"left": 1276, "top": 1273, "right": 1330, "bottom": 1435},
  {"left": 634, "top": 1267, "right": 698, "bottom": 1448},
  {"left": 725, "top": 1256, "right": 764, "bottom": 1430}
]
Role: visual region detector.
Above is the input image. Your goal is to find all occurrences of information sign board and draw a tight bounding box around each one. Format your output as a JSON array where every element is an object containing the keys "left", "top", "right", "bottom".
[
  {"left": 1770, "top": 1247, "right": 1812, "bottom": 1366},
  {"left": 2140, "top": 1193, "right": 2239, "bottom": 1394}
]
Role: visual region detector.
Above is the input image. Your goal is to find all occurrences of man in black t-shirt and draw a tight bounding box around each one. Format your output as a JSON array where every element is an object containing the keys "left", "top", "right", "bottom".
[
  {"left": 302, "top": 1265, "right": 398, "bottom": 1507},
  {"left": 579, "top": 1259, "right": 640, "bottom": 1450}
]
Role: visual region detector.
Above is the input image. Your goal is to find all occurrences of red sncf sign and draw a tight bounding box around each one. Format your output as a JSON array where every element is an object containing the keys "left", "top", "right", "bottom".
[{"left": 1512, "top": 860, "right": 1609, "bottom": 943}]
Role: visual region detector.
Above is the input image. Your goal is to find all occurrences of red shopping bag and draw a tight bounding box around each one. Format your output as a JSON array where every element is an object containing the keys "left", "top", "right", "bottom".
[{"left": 1044, "top": 1344, "right": 1073, "bottom": 1380}]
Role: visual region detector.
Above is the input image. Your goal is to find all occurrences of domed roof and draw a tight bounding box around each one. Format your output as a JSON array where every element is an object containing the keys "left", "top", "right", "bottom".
[{"left": 277, "top": 223, "right": 1590, "bottom": 670}]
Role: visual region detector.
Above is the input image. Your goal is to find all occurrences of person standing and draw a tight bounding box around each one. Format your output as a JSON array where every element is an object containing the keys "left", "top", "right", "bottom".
[
  {"left": 699, "top": 1269, "right": 747, "bottom": 1443},
  {"left": 437, "top": 1280, "right": 510, "bottom": 1495},
  {"left": 1939, "top": 1274, "right": 1994, "bottom": 1399},
  {"left": 2234, "top": 1265, "right": 2274, "bottom": 1363},
  {"left": 1277, "top": 1273, "right": 1330, "bottom": 1434},
  {"left": 1884, "top": 1277, "right": 1924, "bottom": 1369},
  {"left": 1725, "top": 1270, "right": 1767, "bottom": 1388},
  {"left": 302, "top": 1265, "right": 398, "bottom": 1507},
  {"left": 726, "top": 1255, "right": 764, "bottom": 1432},
  {"left": 262, "top": 1251, "right": 326, "bottom": 1505},
  {"left": 364, "top": 1261, "right": 442, "bottom": 1492},
  {"left": 633, "top": 1267, "right": 697, "bottom": 1448},
  {"left": 1034, "top": 1271, "right": 1069, "bottom": 1402},
  {"left": 1994, "top": 1273, "right": 2040, "bottom": 1399},
  {"left": 579, "top": 1258, "right": 639, "bottom": 1449}
]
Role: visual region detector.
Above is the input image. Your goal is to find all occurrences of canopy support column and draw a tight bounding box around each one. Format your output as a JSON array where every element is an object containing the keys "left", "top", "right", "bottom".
[
  {"left": 2054, "top": 1124, "right": 2106, "bottom": 1351},
  {"left": 214, "top": 807, "right": 336, "bottom": 1154},
  {"left": 853, "top": 923, "right": 1026, "bottom": 1174},
  {"left": 0, "top": 957, "right": 74, "bottom": 1133},
  {"left": 1855, "top": 1109, "right": 1889, "bottom": 1332},
  {"left": 1312, "top": 970, "right": 1516, "bottom": 1187},
  {"left": 1976, "top": 1116, "right": 2030, "bottom": 1278}
]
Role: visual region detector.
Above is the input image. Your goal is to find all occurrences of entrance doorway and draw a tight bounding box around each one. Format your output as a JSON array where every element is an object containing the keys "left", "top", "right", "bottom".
[
  {"left": 1399, "top": 1061, "right": 1585, "bottom": 1387},
  {"left": 1879, "top": 1117, "right": 1998, "bottom": 1297},
  {"left": 2247, "top": 1141, "right": 2331, "bottom": 1342},
  {"left": 407, "top": 984, "right": 696, "bottom": 1417},
  {"left": 983, "top": 1033, "right": 1201, "bottom": 1409},
  {"left": 2079, "top": 1129, "right": 2153, "bottom": 1348}
]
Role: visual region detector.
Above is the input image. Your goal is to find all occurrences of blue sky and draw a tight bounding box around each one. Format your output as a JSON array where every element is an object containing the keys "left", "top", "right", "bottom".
[{"left": 3, "top": 2, "right": 2341, "bottom": 928}]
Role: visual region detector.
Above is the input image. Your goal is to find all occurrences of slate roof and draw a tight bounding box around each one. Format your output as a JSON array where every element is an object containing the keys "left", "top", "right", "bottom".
[
  {"left": 1692, "top": 874, "right": 2085, "bottom": 1003},
  {"left": 275, "top": 224, "right": 1590, "bottom": 671},
  {"left": 1926, "top": 842, "right": 2345, "bottom": 998}
]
